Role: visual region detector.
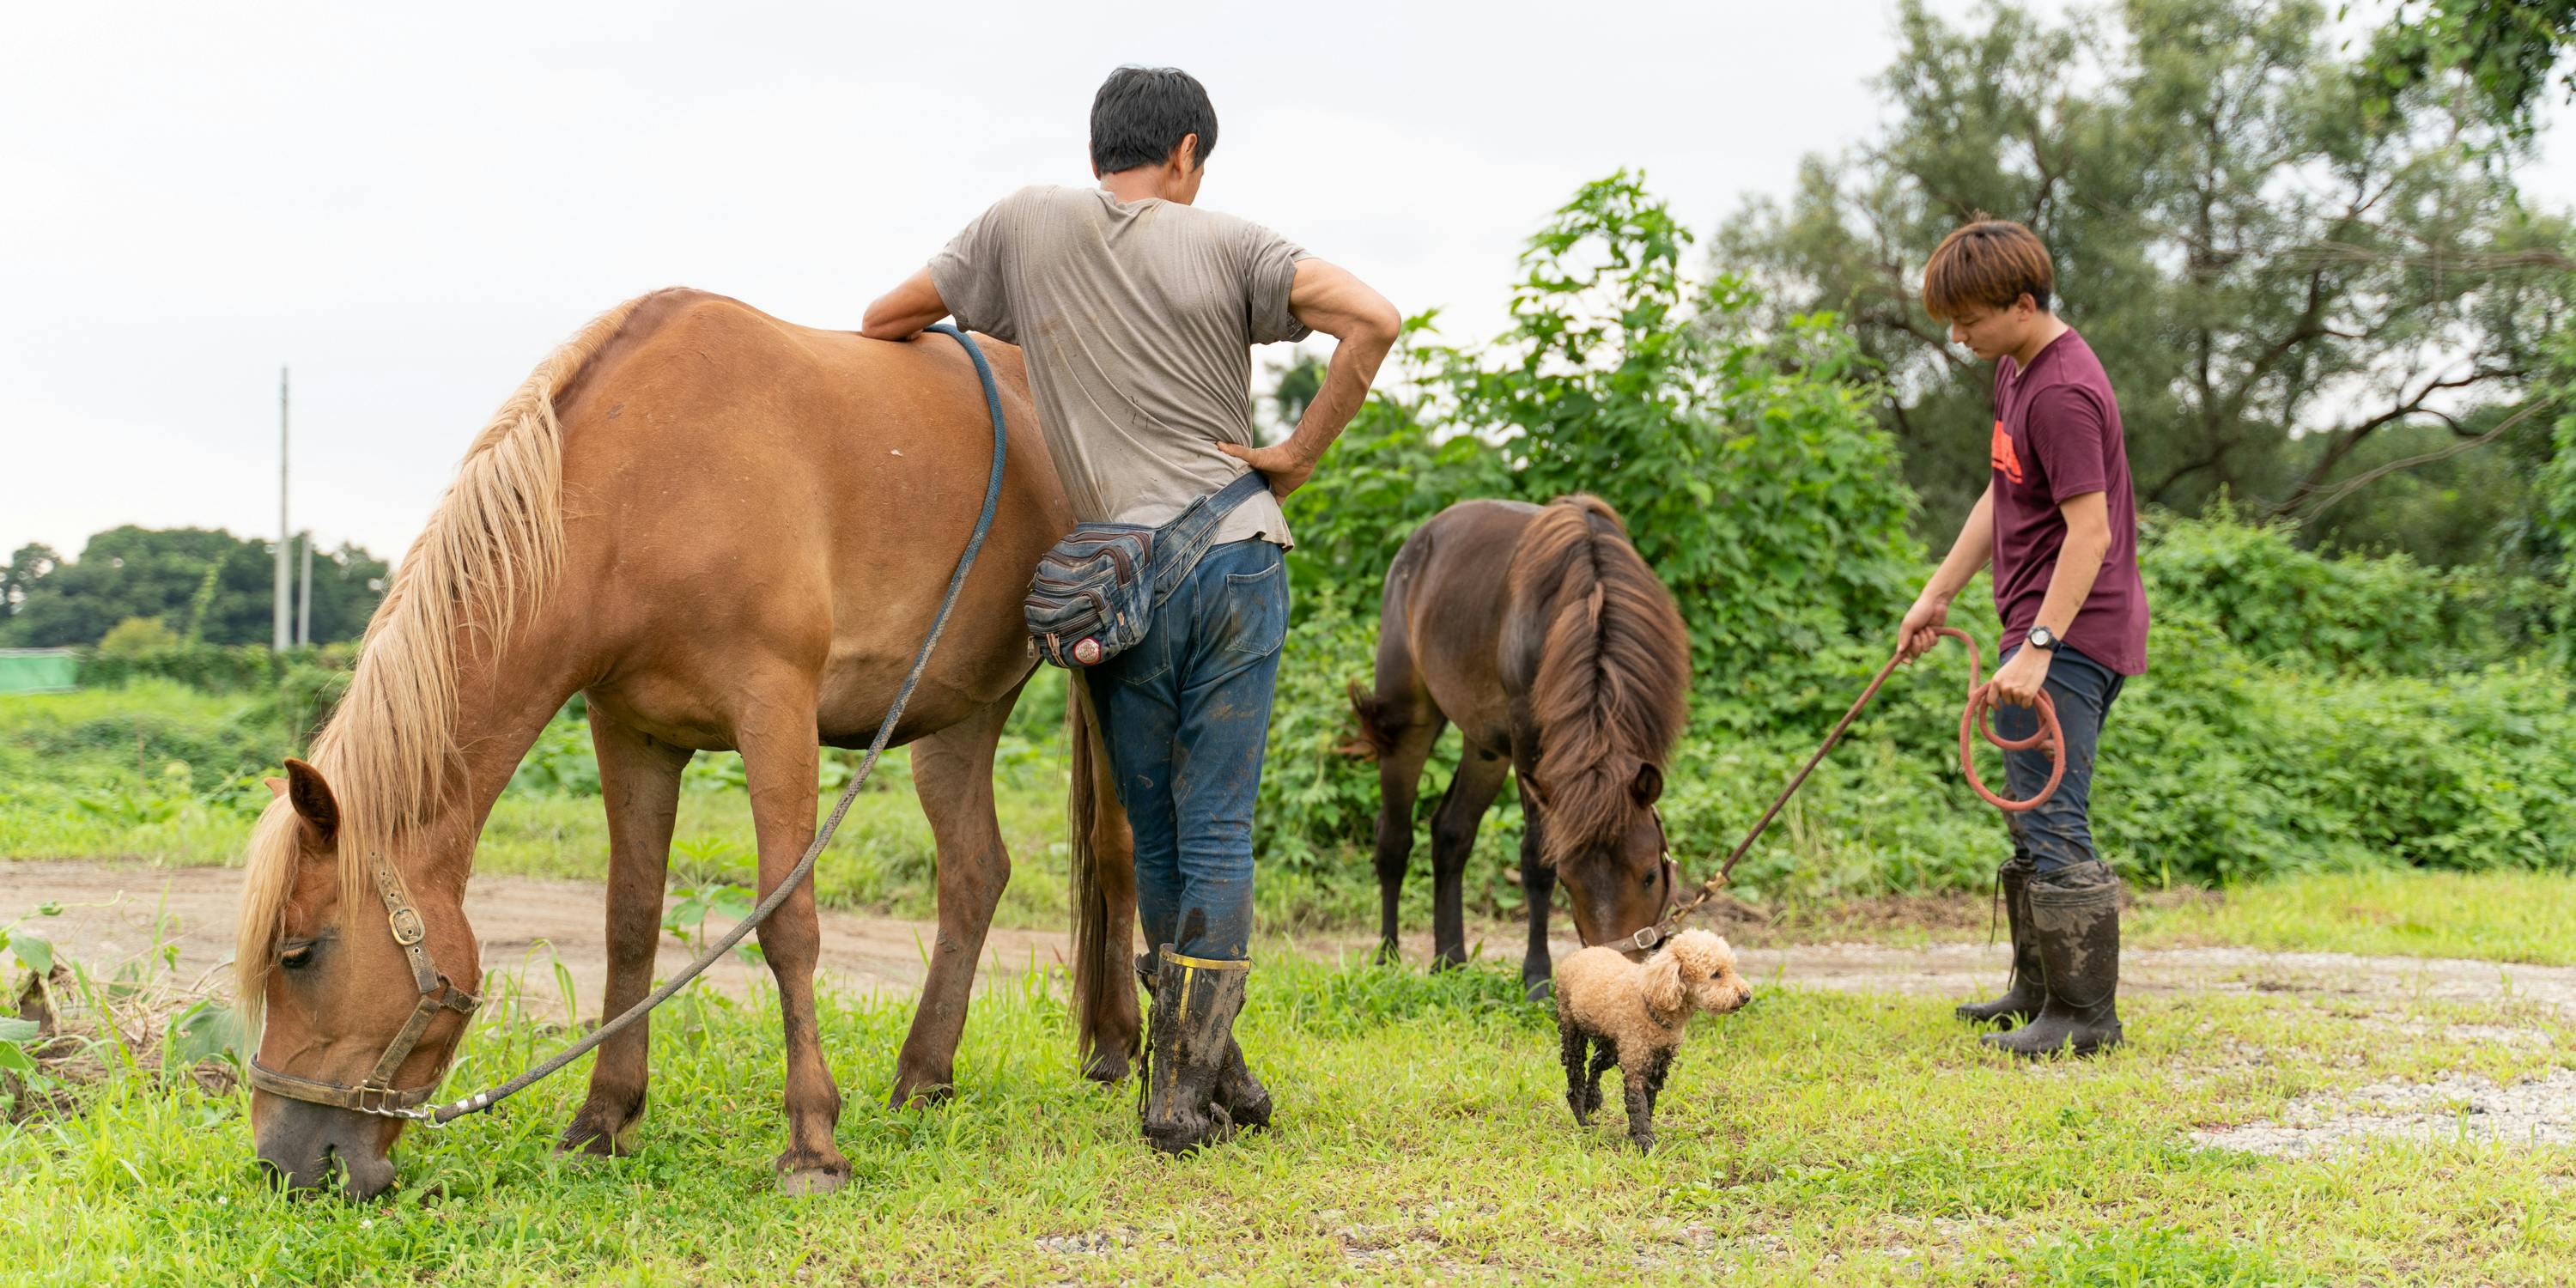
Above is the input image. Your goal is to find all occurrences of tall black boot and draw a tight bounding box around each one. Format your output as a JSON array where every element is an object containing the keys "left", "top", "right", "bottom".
[
  {"left": 1137, "top": 950, "right": 1272, "bottom": 1133},
  {"left": 1955, "top": 854, "right": 2044, "bottom": 1026},
  {"left": 1983, "top": 862, "right": 2124, "bottom": 1060},
  {"left": 1140, "top": 946, "right": 1264, "bottom": 1154}
]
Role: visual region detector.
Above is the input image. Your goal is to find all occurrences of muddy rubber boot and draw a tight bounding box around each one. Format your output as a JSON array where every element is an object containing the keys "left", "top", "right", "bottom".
[
  {"left": 1140, "top": 946, "right": 1257, "bottom": 1155},
  {"left": 1955, "top": 854, "right": 2045, "bottom": 1027},
  {"left": 1983, "top": 862, "right": 2124, "bottom": 1060},
  {"left": 1137, "top": 951, "right": 1272, "bottom": 1132}
]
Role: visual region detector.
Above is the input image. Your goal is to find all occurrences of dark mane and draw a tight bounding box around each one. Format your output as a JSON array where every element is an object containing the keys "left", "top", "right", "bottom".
[{"left": 1508, "top": 495, "right": 1692, "bottom": 866}]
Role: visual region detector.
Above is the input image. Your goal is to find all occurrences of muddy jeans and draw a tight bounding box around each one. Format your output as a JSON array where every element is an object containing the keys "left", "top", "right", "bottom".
[
  {"left": 1090, "top": 538, "right": 1289, "bottom": 962},
  {"left": 1992, "top": 642, "right": 2126, "bottom": 876}
]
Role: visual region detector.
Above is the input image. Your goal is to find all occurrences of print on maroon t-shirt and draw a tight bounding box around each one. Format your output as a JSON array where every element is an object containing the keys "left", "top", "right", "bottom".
[{"left": 1988, "top": 329, "right": 2150, "bottom": 676}]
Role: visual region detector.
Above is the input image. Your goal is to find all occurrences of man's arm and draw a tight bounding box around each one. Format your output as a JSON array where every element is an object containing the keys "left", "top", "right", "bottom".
[
  {"left": 860, "top": 268, "right": 949, "bottom": 342},
  {"left": 1988, "top": 490, "right": 2110, "bottom": 704},
  {"left": 1897, "top": 483, "right": 1996, "bottom": 663},
  {"left": 1218, "top": 259, "right": 1400, "bottom": 499}
]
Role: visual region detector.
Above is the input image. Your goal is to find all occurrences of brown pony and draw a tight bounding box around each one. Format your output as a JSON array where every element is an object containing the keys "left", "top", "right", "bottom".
[
  {"left": 1350, "top": 496, "right": 1691, "bottom": 998},
  {"left": 234, "top": 289, "right": 1139, "bottom": 1200}
]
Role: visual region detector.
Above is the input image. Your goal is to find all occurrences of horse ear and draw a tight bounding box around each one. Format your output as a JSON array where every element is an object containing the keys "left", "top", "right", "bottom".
[
  {"left": 1631, "top": 762, "right": 1664, "bottom": 808},
  {"left": 283, "top": 758, "right": 340, "bottom": 844}
]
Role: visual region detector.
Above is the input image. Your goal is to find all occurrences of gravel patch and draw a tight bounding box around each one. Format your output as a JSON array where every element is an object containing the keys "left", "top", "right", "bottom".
[{"left": 2193, "top": 1068, "right": 2576, "bottom": 1157}]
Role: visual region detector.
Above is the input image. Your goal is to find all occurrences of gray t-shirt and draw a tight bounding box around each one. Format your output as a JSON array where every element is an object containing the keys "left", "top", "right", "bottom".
[{"left": 928, "top": 185, "right": 1311, "bottom": 547}]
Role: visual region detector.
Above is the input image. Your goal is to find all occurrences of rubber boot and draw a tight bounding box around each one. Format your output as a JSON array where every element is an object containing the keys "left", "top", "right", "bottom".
[
  {"left": 1140, "top": 946, "right": 1263, "bottom": 1155},
  {"left": 1955, "top": 854, "right": 2044, "bottom": 1026},
  {"left": 1137, "top": 951, "right": 1273, "bottom": 1133},
  {"left": 1983, "top": 862, "right": 2124, "bottom": 1060}
]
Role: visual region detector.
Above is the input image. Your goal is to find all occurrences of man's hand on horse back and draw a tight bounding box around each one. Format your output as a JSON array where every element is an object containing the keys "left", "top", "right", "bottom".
[
  {"left": 1219, "top": 258, "right": 1400, "bottom": 500},
  {"left": 860, "top": 269, "right": 949, "bottom": 342}
]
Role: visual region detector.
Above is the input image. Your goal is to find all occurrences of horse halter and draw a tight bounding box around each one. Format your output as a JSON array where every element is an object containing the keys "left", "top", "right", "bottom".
[
  {"left": 1571, "top": 805, "right": 1680, "bottom": 953},
  {"left": 245, "top": 850, "right": 480, "bottom": 1122}
]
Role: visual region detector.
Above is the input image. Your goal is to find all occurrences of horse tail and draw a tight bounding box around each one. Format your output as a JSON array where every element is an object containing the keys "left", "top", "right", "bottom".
[
  {"left": 1066, "top": 673, "right": 1122, "bottom": 1079},
  {"left": 1343, "top": 677, "right": 1394, "bottom": 760}
]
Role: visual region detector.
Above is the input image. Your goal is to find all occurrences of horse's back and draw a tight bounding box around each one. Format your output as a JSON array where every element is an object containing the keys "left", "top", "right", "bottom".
[
  {"left": 544, "top": 289, "right": 1069, "bottom": 747},
  {"left": 1379, "top": 498, "right": 1546, "bottom": 748}
]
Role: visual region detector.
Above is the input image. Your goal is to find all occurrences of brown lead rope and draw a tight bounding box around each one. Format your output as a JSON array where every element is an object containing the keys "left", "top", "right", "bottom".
[{"left": 1625, "top": 626, "right": 2064, "bottom": 951}]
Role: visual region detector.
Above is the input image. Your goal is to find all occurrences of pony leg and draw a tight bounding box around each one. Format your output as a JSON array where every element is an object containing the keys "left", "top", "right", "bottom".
[
  {"left": 1370, "top": 713, "right": 1443, "bottom": 964},
  {"left": 1427, "top": 747, "right": 1510, "bottom": 970},
  {"left": 558, "top": 707, "right": 690, "bottom": 1158},
  {"left": 732, "top": 678, "right": 848, "bottom": 1196},
  {"left": 1517, "top": 792, "right": 1558, "bottom": 999},
  {"left": 890, "top": 690, "right": 1018, "bottom": 1107}
]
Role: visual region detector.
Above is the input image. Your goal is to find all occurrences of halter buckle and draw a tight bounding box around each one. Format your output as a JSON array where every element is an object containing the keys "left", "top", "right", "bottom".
[
  {"left": 1627, "top": 924, "right": 1667, "bottom": 952},
  {"left": 388, "top": 906, "right": 427, "bottom": 945}
]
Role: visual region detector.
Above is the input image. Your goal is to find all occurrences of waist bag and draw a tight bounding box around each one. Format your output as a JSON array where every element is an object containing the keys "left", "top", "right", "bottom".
[{"left": 1024, "top": 470, "right": 1273, "bottom": 668}]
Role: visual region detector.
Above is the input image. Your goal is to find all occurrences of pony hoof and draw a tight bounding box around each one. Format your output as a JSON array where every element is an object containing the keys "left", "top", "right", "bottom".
[
  {"left": 1081, "top": 1054, "right": 1131, "bottom": 1086},
  {"left": 1522, "top": 976, "right": 1555, "bottom": 1004},
  {"left": 890, "top": 1080, "right": 955, "bottom": 1110}
]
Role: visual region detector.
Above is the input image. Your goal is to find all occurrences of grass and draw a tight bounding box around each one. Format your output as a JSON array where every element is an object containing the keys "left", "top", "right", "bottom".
[
  {"left": 7, "top": 948, "right": 2576, "bottom": 1285},
  {"left": 2130, "top": 868, "right": 2576, "bottom": 967}
]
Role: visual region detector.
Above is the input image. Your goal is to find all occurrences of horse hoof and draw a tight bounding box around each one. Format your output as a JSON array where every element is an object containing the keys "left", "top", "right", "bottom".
[
  {"left": 1522, "top": 976, "right": 1555, "bottom": 1004},
  {"left": 1082, "top": 1053, "right": 1131, "bottom": 1086},
  {"left": 776, "top": 1165, "right": 848, "bottom": 1198},
  {"left": 890, "top": 1080, "right": 955, "bottom": 1110},
  {"left": 555, "top": 1117, "right": 641, "bottom": 1158}
]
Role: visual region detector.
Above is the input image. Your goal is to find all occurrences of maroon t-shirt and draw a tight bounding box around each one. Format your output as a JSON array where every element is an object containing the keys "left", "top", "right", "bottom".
[{"left": 1989, "top": 327, "right": 2148, "bottom": 675}]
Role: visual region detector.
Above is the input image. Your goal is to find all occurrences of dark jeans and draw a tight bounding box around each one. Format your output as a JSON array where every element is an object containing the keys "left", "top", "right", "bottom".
[
  {"left": 1090, "top": 538, "right": 1289, "bottom": 962},
  {"left": 1993, "top": 642, "right": 2126, "bottom": 877}
]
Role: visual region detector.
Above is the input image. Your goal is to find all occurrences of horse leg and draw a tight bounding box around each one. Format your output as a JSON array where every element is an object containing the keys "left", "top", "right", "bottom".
[
  {"left": 1427, "top": 746, "right": 1510, "bottom": 970},
  {"left": 1517, "top": 794, "right": 1558, "bottom": 999},
  {"left": 1370, "top": 714, "right": 1443, "bottom": 965},
  {"left": 732, "top": 676, "right": 848, "bottom": 1196},
  {"left": 558, "top": 707, "right": 690, "bottom": 1157},
  {"left": 890, "top": 690, "right": 1018, "bottom": 1107}
]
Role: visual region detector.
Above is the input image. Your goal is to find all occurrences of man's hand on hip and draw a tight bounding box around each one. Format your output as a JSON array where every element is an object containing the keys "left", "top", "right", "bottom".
[{"left": 1218, "top": 440, "right": 1315, "bottom": 500}]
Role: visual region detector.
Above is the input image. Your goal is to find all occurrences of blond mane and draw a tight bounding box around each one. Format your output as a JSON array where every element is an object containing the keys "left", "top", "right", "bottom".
[{"left": 234, "top": 294, "right": 653, "bottom": 1019}]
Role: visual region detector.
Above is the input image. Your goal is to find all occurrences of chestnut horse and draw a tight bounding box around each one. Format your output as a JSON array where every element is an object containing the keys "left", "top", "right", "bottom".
[
  {"left": 1350, "top": 496, "right": 1690, "bottom": 998},
  {"left": 234, "top": 289, "right": 1139, "bottom": 1199}
]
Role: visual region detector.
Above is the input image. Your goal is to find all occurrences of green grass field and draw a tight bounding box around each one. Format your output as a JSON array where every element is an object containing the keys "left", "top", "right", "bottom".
[
  {"left": 6, "top": 944, "right": 2573, "bottom": 1285},
  {"left": 13, "top": 683, "right": 2576, "bottom": 1283}
]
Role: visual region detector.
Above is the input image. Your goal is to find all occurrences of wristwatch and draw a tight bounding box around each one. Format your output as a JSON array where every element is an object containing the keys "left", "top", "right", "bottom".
[{"left": 2026, "top": 625, "right": 2059, "bottom": 653}]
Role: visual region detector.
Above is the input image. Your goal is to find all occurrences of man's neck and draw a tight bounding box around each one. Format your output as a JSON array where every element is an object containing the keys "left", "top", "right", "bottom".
[
  {"left": 1100, "top": 167, "right": 1188, "bottom": 206},
  {"left": 2011, "top": 315, "right": 2070, "bottom": 369}
]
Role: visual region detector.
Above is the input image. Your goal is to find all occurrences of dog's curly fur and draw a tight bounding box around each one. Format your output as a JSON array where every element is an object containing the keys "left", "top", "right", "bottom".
[{"left": 1552, "top": 928, "right": 1753, "bottom": 1150}]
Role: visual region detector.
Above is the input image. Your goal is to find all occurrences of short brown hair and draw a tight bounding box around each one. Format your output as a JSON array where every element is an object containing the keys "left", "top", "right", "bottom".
[{"left": 1923, "top": 217, "right": 2054, "bottom": 321}]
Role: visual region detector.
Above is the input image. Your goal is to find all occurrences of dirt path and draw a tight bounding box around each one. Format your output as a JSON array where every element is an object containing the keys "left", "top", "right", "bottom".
[{"left": 11, "top": 858, "right": 2576, "bottom": 1021}]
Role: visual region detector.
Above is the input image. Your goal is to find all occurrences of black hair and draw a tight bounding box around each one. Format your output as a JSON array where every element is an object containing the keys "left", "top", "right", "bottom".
[{"left": 1089, "top": 66, "right": 1218, "bottom": 174}]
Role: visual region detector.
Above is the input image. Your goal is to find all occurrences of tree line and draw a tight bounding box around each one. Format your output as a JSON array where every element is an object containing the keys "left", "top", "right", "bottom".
[{"left": 1, "top": 528, "right": 387, "bottom": 649}]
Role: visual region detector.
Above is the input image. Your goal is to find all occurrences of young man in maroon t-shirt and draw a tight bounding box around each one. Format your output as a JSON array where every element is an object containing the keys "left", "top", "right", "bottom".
[{"left": 1897, "top": 218, "right": 2150, "bottom": 1059}]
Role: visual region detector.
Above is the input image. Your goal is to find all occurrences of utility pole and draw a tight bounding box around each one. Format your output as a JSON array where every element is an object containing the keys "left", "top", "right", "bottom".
[
  {"left": 296, "top": 531, "right": 313, "bottom": 647},
  {"left": 274, "top": 367, "right": 291, "bottom": 653}
]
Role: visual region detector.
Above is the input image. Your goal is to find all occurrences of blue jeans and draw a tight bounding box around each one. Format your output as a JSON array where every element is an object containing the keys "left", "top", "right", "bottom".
[
  {"left": 1992, "top": 643, "right": 2126, "bottom": 876},
  {"left": 1089, "top": 538, "right": 1289, "bottom": 962}
]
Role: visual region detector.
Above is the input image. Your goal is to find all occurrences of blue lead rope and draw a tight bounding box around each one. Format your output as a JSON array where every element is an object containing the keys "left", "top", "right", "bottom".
[{"left": 419, "top": 323, "right": 1010, "bottom": 1125}]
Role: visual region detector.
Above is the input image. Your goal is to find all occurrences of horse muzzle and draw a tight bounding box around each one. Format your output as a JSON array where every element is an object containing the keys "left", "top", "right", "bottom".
[{"left": 254, "top": 1096, "right": 398, "bottom": 1200}]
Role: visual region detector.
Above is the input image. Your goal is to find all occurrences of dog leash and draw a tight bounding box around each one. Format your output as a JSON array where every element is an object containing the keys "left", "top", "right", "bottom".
[{"left": 1625, "top": 626, "right": 2062, "bottom": 951}]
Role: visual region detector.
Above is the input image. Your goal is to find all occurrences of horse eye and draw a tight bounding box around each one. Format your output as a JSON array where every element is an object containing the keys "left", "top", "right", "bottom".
[{"left": 280, "top": 939, "right": 319, "bottom": 970}]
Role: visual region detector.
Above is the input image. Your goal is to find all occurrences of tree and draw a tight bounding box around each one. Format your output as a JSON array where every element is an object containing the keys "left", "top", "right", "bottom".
[
  {"left": 1717, "top": 0, "right": 2573, "bottom": 545},
  {"left": 2365, "top": 1, "right": 2576, "bottom": 139},
  {"left": 0, "top": 527, "right": 388, "bottom": 648}
]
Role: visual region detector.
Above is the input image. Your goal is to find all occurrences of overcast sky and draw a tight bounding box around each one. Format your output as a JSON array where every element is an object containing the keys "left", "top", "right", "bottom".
[{"left": 8, "top": 0, "right": 2573, "bottom": 564}]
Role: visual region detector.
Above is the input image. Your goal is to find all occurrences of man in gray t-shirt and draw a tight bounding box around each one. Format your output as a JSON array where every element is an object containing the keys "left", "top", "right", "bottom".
[{"left": 862, "top": 65, "right": 1398, "bottom": 1157}]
